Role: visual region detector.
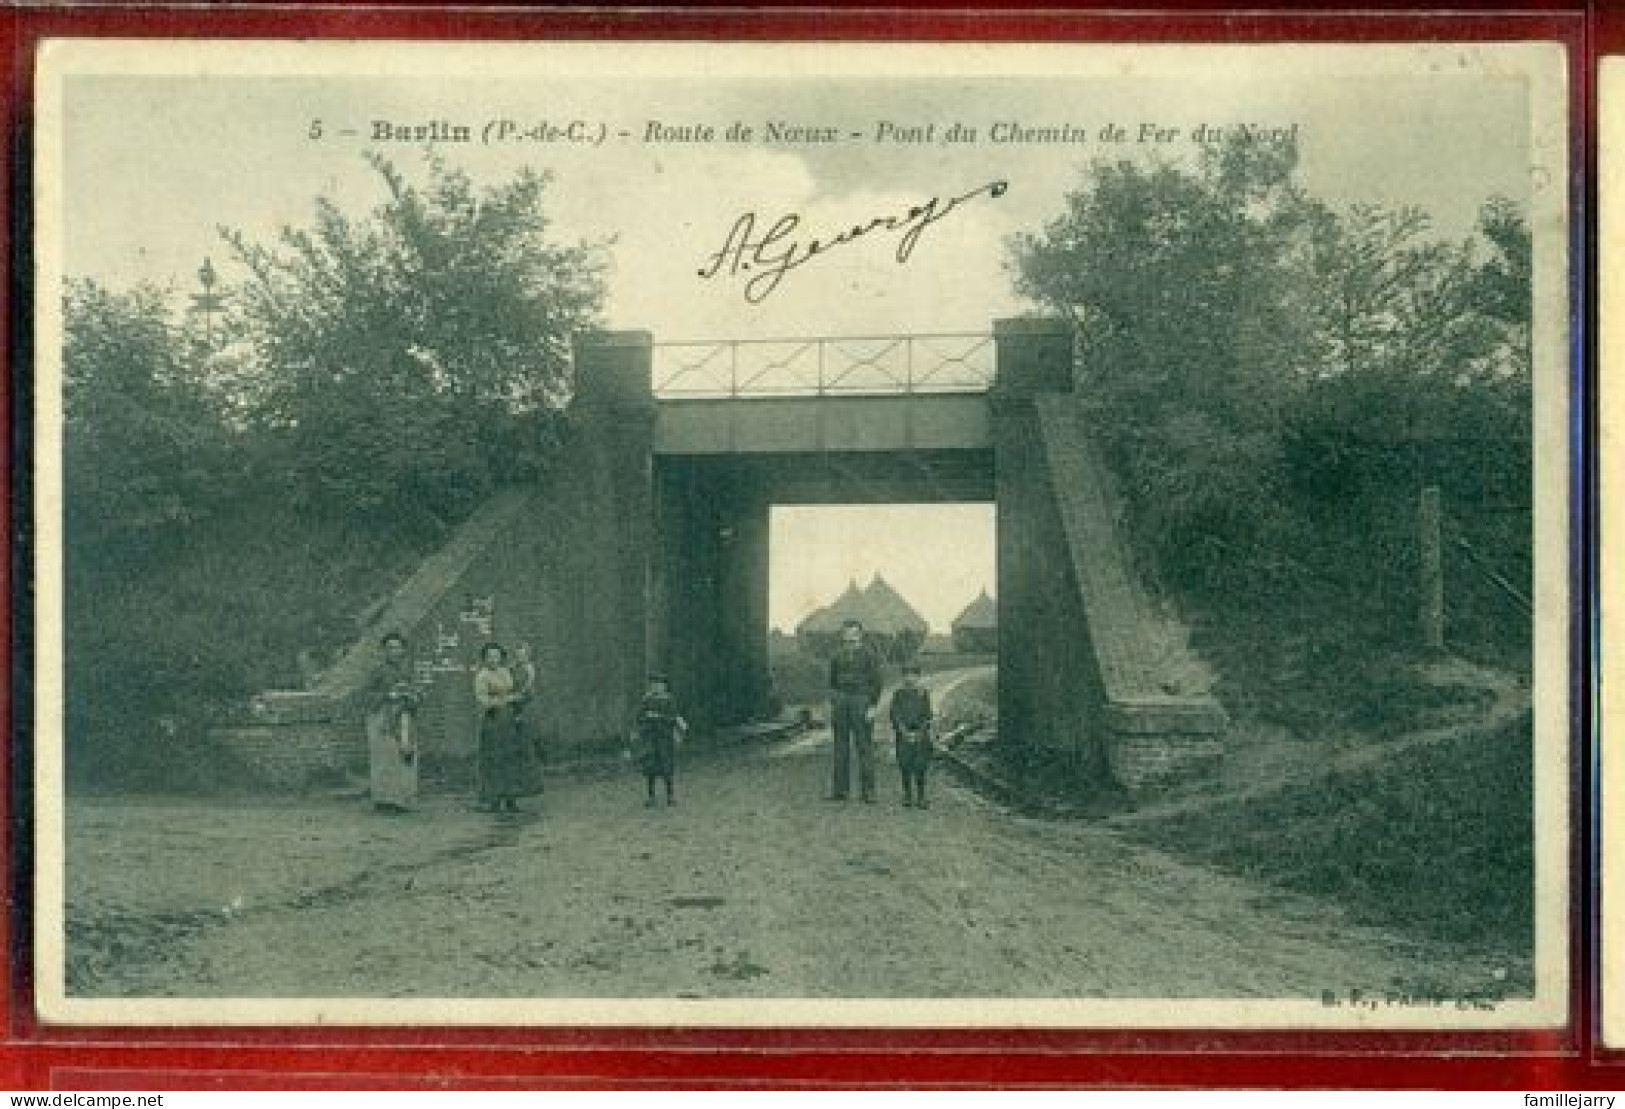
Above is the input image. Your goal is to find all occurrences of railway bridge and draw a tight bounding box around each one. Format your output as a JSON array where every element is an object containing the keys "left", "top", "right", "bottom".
[
  {"left": 228, "top": 319, "right": 1226, "bottom": 794},
  {"left": 562, "top": 318, "right": 1225, "bottom": 790}
]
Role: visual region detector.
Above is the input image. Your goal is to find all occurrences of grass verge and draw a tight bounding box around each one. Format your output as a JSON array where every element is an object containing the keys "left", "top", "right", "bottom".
[{"left": 1120, "top": 711, "right": 1533, "bottom": 951}]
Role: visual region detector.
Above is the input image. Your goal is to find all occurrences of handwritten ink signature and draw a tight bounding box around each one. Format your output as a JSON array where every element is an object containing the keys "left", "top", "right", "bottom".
[{"left": 696, "top": 180, "right": 1009, "bottom": 303}]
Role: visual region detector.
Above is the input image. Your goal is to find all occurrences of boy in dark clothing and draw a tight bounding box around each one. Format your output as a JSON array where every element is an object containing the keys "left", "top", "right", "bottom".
[
  {"left": 890, "top": 663, "right": 934, "bottom": 808},
  {"left": 632, "top": 674, "right": 687, "bottom": 807}
]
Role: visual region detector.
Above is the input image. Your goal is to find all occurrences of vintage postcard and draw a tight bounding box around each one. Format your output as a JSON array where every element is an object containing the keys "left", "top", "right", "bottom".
[
  {"left": 1603, "top": 53, "right": 1623, "bottom": 1050},
  {"left": 33, "top": 38, "right": 1570, "bottom": 1028}
]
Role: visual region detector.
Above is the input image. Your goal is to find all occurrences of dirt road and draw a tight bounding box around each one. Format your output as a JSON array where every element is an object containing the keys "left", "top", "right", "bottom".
[{"left": 66, "top": 716, "right": 1507, "bottom": 1000}]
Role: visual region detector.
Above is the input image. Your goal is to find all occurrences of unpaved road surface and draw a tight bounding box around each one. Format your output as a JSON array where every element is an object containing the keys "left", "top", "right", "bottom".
[{"left": 65, "top": 723, "right": 1512, "bottom": 1000}]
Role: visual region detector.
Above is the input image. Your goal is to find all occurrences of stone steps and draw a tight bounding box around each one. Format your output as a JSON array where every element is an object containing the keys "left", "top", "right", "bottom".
[
  {"left": 217, "top": 488, "right": 544, "bottom": 789},
  {"left": 312, "top": 489, "right": 539, "bottom": 698}
]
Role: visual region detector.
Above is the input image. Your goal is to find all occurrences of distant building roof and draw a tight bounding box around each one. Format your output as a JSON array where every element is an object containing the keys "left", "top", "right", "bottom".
[
  {"left": 795, "top": 580, "right": 863, "bottom": 635},
  {"left": 859, "top": 574, "right": 928, "bottom": 634},
  {"left": 951, "top": 588, "right": 997, "bottom": 631},
  {"left": 794, "top": 606, "right": 831, "bottom": 636},
  {"left": 795, "top": 575, "right": 928, "bottom": 636}
]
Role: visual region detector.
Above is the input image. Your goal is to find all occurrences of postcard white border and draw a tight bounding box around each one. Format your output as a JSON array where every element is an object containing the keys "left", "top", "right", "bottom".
[{"left": 1601, "top": 54, "right": 1623, "bottom": 1050}]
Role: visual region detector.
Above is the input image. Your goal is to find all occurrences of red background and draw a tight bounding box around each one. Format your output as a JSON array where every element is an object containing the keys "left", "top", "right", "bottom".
[{"left": 1, "top": 0, "right": 1612, "bottom": 1089}]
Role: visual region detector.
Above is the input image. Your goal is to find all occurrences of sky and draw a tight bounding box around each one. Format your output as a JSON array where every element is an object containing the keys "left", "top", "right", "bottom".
[
  {"left": 769, "top": 504, "right": 995, "bottom": 634},
  {"left": 46, "top": 42, "right": 1546, "bottom": 631},
  {"left": 55, "top": 45, "right": 1536, "bottom": 340}
]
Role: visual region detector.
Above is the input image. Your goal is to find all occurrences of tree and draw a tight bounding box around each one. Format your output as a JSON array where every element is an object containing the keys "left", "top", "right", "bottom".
[
  {"left": 1285, "top": 196, "right": 1531, "bottom": 502},
  {"left": 1468, "top": 196, "right": 1532, "bottom": 330},
  {"left": 62, "top": 279, "right": 234, "bottom": 563},
  {"left": 61, "top": 280, "right": 250, "bottom": 781},
  {"left": 1009, "top": 133, "right": 1535, "bottom": 715},
  {"left": 1011, "top": 133, "right": 1317, "bottom": 415},
  {"left": 1008, "top": 132, "right": 1319, "bottom": 588},
  {"left": 1299, "top": 200, "right": 1527, "bottom": 398},
  {"left": 223, "top": 152, "right": 605, "bottom": 526}
]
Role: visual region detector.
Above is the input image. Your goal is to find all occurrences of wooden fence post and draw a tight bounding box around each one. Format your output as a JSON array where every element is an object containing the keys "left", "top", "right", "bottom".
[{"left": 1419, "top": 485, "right": 1445, "bottom": 652}]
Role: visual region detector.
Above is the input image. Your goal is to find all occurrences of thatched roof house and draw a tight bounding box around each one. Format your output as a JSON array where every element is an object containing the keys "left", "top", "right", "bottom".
[
  {"left": 950, "top": 588, "right": 997, "bottom": 654},
  {"left": 795, "top": 575, "right": 929, "bottom": 661},
  {"left": 952, "top": 588, "right": 996, "bottom": 631},
  {"left": 860, "top": 575, "right": 929, "bottom": 637}
]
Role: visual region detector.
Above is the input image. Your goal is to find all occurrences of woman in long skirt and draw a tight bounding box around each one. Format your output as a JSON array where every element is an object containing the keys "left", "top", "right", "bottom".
[
  {"left": 508, "top": 643, "right": 545, "bottom": 799},
  {"left": 473, "top": 642, "right": 543, "bottom": 812},
  {"left": 364, "top": 631, "right": 421, "bottom": 813}
]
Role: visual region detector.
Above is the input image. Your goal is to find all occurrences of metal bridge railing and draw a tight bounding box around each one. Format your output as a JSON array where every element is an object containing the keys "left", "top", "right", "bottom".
[{"left": 652, "top": 333, "right": 995, "bottom": 399}]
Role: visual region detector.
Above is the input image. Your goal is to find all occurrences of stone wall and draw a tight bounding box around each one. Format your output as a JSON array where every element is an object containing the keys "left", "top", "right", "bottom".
[
  {"left": 311, "top": 491, "right": 537, "bottom": 697},
  {"left": 211, "top": 334, "right": 659, "bottom": 791},
  {"left": 991, "top": 323, "right": 1109, "bottom": 780},
  {"left": 1034, "top": 397, "right": 1228, "bottom": 792},
  {"left": 1105, "top": 700, "right": 1226, "bottom": 791},
  {"left": 214, "top": 720, "right": 364, "bottom": 790}
]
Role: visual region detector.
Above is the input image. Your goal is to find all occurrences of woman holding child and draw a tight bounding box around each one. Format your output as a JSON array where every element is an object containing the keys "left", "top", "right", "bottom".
[{"left": 472, "top": 641, "right": 544, "bottom": 813}]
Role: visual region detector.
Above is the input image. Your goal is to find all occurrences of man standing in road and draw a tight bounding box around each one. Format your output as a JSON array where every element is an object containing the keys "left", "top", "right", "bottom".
[{"left": 827, "top": 618, "right": 884, "bottom": 803}]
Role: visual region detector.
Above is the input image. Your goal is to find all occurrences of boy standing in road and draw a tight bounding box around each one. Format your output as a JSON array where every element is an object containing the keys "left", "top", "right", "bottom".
[
  {"left": 890, "top": 662, "right": 934, "bottom": 808},
  {"left": 633, "top": 673, "right": 687, "bottom": 807}
]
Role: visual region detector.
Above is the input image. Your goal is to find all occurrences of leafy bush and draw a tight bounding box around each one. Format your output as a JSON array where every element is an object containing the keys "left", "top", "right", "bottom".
[{"left": 64, "top": 497, "right": 436, "bottom": 789}]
